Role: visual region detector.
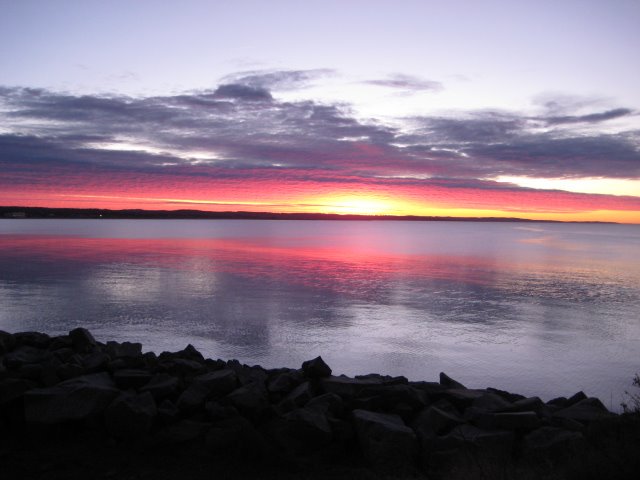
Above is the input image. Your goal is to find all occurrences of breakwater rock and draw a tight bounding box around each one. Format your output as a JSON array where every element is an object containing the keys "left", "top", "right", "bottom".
[{"left": 1, "top": 329, "right": 638, "bottom": 479}]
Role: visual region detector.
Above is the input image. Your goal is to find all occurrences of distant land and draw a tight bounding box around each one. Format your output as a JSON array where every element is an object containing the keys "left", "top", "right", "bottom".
[{"left": 0, "top": 206, "right": 618, "bottom": 224}]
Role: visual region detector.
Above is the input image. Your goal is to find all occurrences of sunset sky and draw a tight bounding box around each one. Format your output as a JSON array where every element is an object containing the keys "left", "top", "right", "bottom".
[{"left": 1, "top": 0, "right": 639, "bottom": 222}]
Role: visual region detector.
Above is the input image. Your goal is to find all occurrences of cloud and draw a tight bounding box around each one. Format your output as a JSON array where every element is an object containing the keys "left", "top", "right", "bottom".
[
  {"left": 364, "top": 74, "right": 443, "bottom": 92},
  {"left": 544, "top": 108, "right": 633, "bottom": 125},
  {"left": 1, "top": 72, "right": 639, "bottom": 216},
  {"left": 219, "top": 69, "right": 334, "bottom": 91}
]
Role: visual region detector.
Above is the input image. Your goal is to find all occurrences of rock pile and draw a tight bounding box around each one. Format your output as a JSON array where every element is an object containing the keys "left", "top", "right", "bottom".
[{"left": 0, "top": 329, "right": 618, "bottom": 476}]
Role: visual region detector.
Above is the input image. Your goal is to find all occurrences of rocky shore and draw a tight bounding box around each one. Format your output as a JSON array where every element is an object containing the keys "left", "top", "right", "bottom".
[{"left": 1, "top": 329, "right": 639, "bottom": 479}]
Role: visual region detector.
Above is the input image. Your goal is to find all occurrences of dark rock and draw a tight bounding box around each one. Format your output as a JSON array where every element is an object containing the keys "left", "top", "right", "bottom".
[
  {"left": 306, "top": 392, "right": 344, "bottom": 416},
  {"left": 14, "top": 331, "right": 51, "bottom": 349},
  {"left": 48, "top": 336, "right": 73, "bottom": 351},
  {"left": 177, "top": 369, "right": 237, "bottom": 411},
  {"left": 357, "top": 384, "right": 427, "bottom": 411},
  {"left": 69, "top": 328, "right": 96, "bottom": 353},
  {"left": 523, "top": 426, "right": 586, "bottom": 460},
  {"left": 0, "top": 330, "right": 17, "bottom": 354},
  {"left": 113, "top": 369, "right": 153, "bottom": 390},
  {"left": 566, "top": 391, "right": 588, "bottom": 407},
  {"left": 56, "top": 362, "right": 85, "bottom": 381},
  {"left": 477, "top": 411, "right": 541, "bottom": 431},
  {"left": 486, "top": 387, "right": 526, "bottom": 403},
  {"left": 321, "top": 375, "right": 404, "bottom": 399},
  {"left": 267, "top": 369, "right": 304, "bottom": 395},
  {"left": 270, "top": 407, "right": 332, "bottom": 455},
  {"left": 547, "top": 396, "right": 568, "bottom": 407},
  {"left": 4, "top": 346, "right": 51, "bottom": 369},
  {"left": 162, "top": 358, "right": 205, "bottom": 376},
  {"left": 17, "top": 363, "right": 43, "bottom": 382},
  {"left": 301, "top": 356, "right": 332, "bottom": 378},
  {"left": 414, "top": 405, "right": 465, "bottom": 436},
  {"left": 356, "top": 373, "right": 408, "bottom": 385},
  {"left": 554, "top": 397, "right": 613, "bottom": 423},
  {"left": 52, "top": 347, "right": 75, "bottom": 363},
  {"left": 24, "top": 372, "right": 119, "bottom": 423},
  {"left": 205, "top": 401, "right": 238, "bottom": 421},
  {"left": 352, "top": 409, "right": 418, "bottom": 470},
  {"left": 106, "top": 341, "right": 142, "bottom": 359},
  {"left": 81, "top": 351, "right": 110, "bottom": 372},
  {"left": 226, "top": 382, "right": 270, "bottom": 420},
  {"left": 503, "top": 396, "right": 550, "bottom": 417},
  {"left": 177, "top": 344, "right": 204, "bottom": 362},
  {"left": 140, "top": 373, "right": 180, "bottom": 400},
  {"left": 441, "top": 388, "right": 486, "bottom": 410},
  {"left": 206, "top": 416, "right": 264, "bottom": 455},
  {"left": 105, "top": 391, "right": 157, "bottom": 439},
  {"left": 437, "top": 424, "right": 515, "bottom": 455},
  {"left": 0, "top": 378, "right": 31, "bottom": 405},
  {"left": 472, "top": 392, "right": 512, "bottom": 412},
  {"left": 157, "top": 398, "right": 180, "bottom": 424},
  {"left": 155, "top": 419, "right": 209, "bottom": 445},
  {"left": 226, "top": 360, "right": 267, "bottom": 386},
  {"left": 278, "top": 381, "right": 314, "bottom": 412},
  {"left": 439, "top": 372, "right": 466, "bottom": 389}
]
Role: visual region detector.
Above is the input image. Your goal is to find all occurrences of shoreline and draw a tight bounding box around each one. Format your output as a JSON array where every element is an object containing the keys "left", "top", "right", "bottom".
[{"left": 2, "top": 328, "right": 639, "bottom": 479}]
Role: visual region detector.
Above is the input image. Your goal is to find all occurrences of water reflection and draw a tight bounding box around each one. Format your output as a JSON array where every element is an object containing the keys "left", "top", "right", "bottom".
[{"left": 1, "top": 221, "right": 640, "bottom": 409}]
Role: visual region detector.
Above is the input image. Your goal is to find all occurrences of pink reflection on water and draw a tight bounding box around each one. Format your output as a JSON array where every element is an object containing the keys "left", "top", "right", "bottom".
[{"left": 0, "top": 234, "right": 500, "bottom": 298}]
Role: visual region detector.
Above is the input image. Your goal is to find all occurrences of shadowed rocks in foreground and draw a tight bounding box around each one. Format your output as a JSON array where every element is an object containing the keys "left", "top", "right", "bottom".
[{"left": 1, "top": 328, "right": 639, "bottom": 480}]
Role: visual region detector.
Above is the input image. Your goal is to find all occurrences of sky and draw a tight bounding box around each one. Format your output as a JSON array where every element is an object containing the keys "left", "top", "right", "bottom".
[{"left": 1, "top": 0, "right": 639, "bottom": 222}]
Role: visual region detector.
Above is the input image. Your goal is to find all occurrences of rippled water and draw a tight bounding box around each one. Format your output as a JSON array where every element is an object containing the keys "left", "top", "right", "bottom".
[{"left": 1, "top": 219, "right": 639, "bottom": 408}]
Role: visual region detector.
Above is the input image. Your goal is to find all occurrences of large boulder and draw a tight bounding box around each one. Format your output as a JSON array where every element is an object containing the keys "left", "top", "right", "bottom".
[
  {"left": 4, "top": 345, "right": 51, "bottom": 369},
  {"left": 105, "top": 391, "right": 157, "bottom": 439},
  {"left": 414, "top": 405, "right": 465, "bottom": 436},
  {"left": 226, "top": 382, "right": 270, "bottom": 420},
  {"left": 301, "top": 356, "right": 332, "bottom": 378},
  {"left": 439, "top": 372, "right": 466, "bottom": 389},
  {"left": 139, "top": 373, "right": 180, "bottom": 400},
  {"left": 24, "top": 373, "right": 119, "bottom": 423},
  {"left": 68, "top": 328, "right": 96, "bottom": 353},
  {"left": 113, "top": 369, "right": 153, "bottom": 390},
  {"left": 553, "top": 398, "right": 613, "bottom": 423},
  {"left": 352, "top": 409, "right": 418, "bottom": 470},
  {"left": 277, "top": 381, "right": 314, "bottom": 412},
  {"left": 321, "top": 374, "right": 405, "bottom": 399},
  {"left": 269, "top": 407, "right": 333, "bottom": 455}
]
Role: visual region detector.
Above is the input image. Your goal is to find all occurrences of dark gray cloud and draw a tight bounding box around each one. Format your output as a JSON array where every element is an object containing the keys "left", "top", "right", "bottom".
[
  {"left": 1, "top": 72, "right": 639, "bottom": 192},
  {"left": 364, "top": 74, "right": 443, "bottom": 92},
  {"left": 544, "top": 108, "right": 633, "bottom": 125}
]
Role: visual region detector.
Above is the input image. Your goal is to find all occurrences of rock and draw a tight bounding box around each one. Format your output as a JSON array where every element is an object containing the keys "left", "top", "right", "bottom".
[
  {"left": 267, "top": 369, "right": 304, "bottom": 395},
  {"left": 106, "top": 341, "right": 142, "bottom": 359},
  {"left": 437, "top": 424, "right": 515, "bottom": 455},
  {"left": 439, "top": 372, "right": 466, "bottom": 389},
  {"left": 356, "top": 384, "right": 427, "bottom": 411},
  {"left": 14, "top": 332, "right": 51, "bottom": 349},
  {"left": 176, "top": 369, "right": 237, "bottom": 411},
  {"left": 140, "top": 373, "right": 180, "bottom": 400},
  {"left": 113, "top": 369, "right": 153, "bottom": 390},
  {"left": 352, "top": 409, "right": 418, "bottom": 470},
  {"left": 56, "top": 363, "right": 85, "bottom": 381},
  {"left": 523, "top": 426, "right": 586, "bottom": 460},
  {"left": 206, "top": 416, "right": 264, "bottom": 454},
  {"left": 0, "top": 330, "right": 17, "bottom": 354},
  {"left": 205, "top": 401, "right": 238, "bottom": 421},
  {"left": 553, "top": 398, "right": 613, "bottom": 423},
  {"left": 278, "top": 381, "right": 314, "bottom": 412},
  {"left": 157, "top": 398, "right": 180, "bottom": 424},
  {"left": 472, "top": 392, "right": 512, "bottom": 413},
  {"left": 226, "top": 382, "right": 270, "bottom": 420},
  {"left": 566, "top": 391, "right": 588, "bottom": 407},
  {"left": 486, "top": 387, "right": 526, "bottom": 403},
  {"left": 81, "top": 351, "right": 110, "bottom": 372},
  {"left": 270, "top": 407, "right": 332, "bottom": 455},
  {"left": 226, "top": 361, "right": 267, "bottom": 386},
  {"left": 503, "top": 396, "right": 550, "bottom": 417},
  {"left": 301, "top": 356, "right": 332, "bottom": 378},
  {"left": 306, "top": 392, "right": 344, "bottom": 416},
  {"left": 48, "top": 336, "right": 73, "bottom": 351},
  {"left": 176, "top": 344, "right": 204, "bottom": 362},
  {"left": 105, "top": 391, "right": 157, "bottom": 439},
  {"left": 24, "top": 373, "right": 119, "bottom": 423},
  {"left": 155, "top": 419, "right": 209, "bottom": 445},
  {"left": 161, "top": 358, "right": 205, "bottom": 376},
  {"left": 442, "top": 388, "right": 486, "bottom": 410},
  {"left": 4, "top": 346, "right": 51, "bottom": 369},
  {"left": 0, "top": 378, "right": 31, "bottom": 405},
  {"left": 547, "top": 396, "right": 568, "bottom": 408},
  {"left": 69, "top": 328, "right": 96, "bottom": 353},
  {"left": 493, "top": 411, "right": 541, "bottom": 430},
  {"left": 414, "top": 405, "right": 465, "bottom": 436},
  {"left": 321, "top": 375, "right": 403, "bottom": 399}
]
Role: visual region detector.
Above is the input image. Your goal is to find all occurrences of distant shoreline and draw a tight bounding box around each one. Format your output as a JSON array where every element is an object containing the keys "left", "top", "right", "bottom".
[{"left": 0, "top": 206, "right": 618, "bottom": 224}]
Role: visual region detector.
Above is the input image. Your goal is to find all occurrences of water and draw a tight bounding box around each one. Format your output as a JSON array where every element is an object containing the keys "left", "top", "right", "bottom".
[{"left": 1, "top": 219, "right": 639, "bottom": 408}]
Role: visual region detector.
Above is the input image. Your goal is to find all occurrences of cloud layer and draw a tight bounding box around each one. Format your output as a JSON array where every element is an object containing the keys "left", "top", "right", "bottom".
[{"left": 1, "top": 71, "right": 639, "bottom": 218}]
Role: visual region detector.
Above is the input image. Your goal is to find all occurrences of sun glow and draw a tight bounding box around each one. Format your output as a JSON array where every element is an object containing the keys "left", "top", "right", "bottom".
[{"left": 313, "top": 195, "right": 402, "bottom": 215}]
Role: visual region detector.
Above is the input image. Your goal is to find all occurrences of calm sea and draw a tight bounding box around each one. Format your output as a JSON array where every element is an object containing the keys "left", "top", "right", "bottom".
[{"left": 1, "top": 219, "right": 639, "bottom": 408}]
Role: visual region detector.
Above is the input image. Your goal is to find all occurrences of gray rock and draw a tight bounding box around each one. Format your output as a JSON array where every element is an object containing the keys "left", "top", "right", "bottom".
[
  {"left": 486, "top": 387, "right": 526, "bottom": 403},
  {"left": 439, "top": 372, "right": 466, "bottom": 389},
  {"left": 357, "top": 384, "right": 427, "bottom": 410},
  {"left": 267, "top": 369, "right": 303, "bottom": 395},
  {"left": 547, "top": 396, "right": 568, "bottom": 408},
  {"left": 82, "top": 351, "right": 110, "bottom": 372},
  {"left": 24, "top": 372, "right": 119, "bottom": 423},
  {"left": 140, "top": 373, "right": 180, "bottom": 400},
  {"left": 113, "top": 369, "right": 153, "bottom": 390},
  {"left": 69, "top": 328, "right": 96, "bottom": 353},
  {"left": 105, "top": 391, "right": 157, "bottom": 439},
  {"left": 106, "top": 341, "right": 142, "bottom": 359},
  {"left": 321, "top": 375, "right": 401, "bottom": 399},
  {"left": 352, "top": 409, "right": 418, "bottom": 470},
  {"left": 278, "top": 381, "right": 314, "bottom": 412},
  {"left": 442, "top": 388, "right": 486, "bottom": 410},
  {"left": 177, "top": 369, "right": 237, "bottom": 411},
  {"left": 472, "top": 392, "right": 512, "bottom": 413},
  {"left": 503, "top": 396, "right": 550, "bottom": 417},
  {"left": 306, "top": 392, "right": 344, "bottom": 416},
  {"left": 566, "top": 391, "right": 588, "bottom": 407},
  {"left": 301, "top": 356, "right": 332, "bottom": 378},
  {"left": 4, "top": 345, "right": 51, "bottom": 368}
]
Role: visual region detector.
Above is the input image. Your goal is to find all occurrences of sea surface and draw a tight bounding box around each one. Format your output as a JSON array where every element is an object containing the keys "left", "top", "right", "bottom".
[{"left": 1, "top": 219, "right": 639, "bottom": 408}]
